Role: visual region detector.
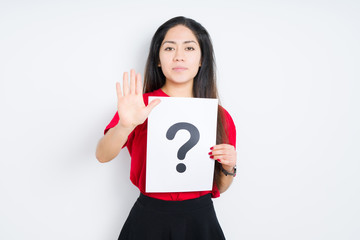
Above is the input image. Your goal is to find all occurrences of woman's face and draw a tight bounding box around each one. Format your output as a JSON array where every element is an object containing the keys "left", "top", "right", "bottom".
[{"left": 159, "top": 25, "right": 202, "bottom": 86}]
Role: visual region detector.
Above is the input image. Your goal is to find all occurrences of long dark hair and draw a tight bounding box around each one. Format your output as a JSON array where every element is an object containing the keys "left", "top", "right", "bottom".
[{"left": 143, "top": 16, "right": 231, "bottom": 186}]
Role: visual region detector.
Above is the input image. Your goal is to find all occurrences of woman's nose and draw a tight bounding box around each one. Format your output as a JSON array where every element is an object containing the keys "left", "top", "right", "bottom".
[{"left": 173, "top": 49, "right": 185, "bottom": 61}]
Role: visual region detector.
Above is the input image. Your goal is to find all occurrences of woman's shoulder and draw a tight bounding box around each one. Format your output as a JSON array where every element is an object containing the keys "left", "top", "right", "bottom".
[
  {"left": 143, "top": 88, "right": 169, "bottom": 105},
  {"left": 219, "top": 105, "right": 236, "bottom": 133},
  {"left": 219, "top": 105, "right": 234, "bottom": 121}
]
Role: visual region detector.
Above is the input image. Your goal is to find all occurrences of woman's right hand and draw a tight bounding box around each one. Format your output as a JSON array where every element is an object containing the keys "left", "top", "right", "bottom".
[{"left": 116, "top": 69, "right": 160, "bottom": 130}]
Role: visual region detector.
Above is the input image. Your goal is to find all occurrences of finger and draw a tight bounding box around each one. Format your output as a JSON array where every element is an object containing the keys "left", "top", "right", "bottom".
[
  {"left": 130, "top": 69, "right": 136, "bottom": 94},
  {"left": 144, "top": 98, "right": 161, "bottom": 115},
  {"left": 210, "top": 147, "right": 236, "bottom": 157},
  {"left": 210, "top": 149, "right": 227, "bottom": 156},
  {"left": 210, "top": 153, "right": 227, "bottom": 161},
  {"left": 212, "top": 156, "right": 235, "bottom": 167},
  {"left": 123, "top": 72, "right": 129, "bottom": 96},
  {"left": 210, "top": 151, "right": 236, "bottom": 162},
  {"left": 210, "top": 156, "right": 225, "bottom": 164},
  {"left": 213, "top": 154, "right": 233, "bottom": 162},
  {"left": 210, "top": 145, "right": 235, "bottom": 153},
  {"left": 135, "top": 73, "right": 143, "bottom": 95},
  {"left": 211, "top": 144, "right": 234, "bottom": 150},
  {"left": 116, "top": 82, "right": 122, "bottom": 99}
]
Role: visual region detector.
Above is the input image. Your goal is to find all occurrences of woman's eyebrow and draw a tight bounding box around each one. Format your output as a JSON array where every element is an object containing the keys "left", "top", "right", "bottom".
[{"left": 162, "top": 40, "right": 198, "bottom": 45}]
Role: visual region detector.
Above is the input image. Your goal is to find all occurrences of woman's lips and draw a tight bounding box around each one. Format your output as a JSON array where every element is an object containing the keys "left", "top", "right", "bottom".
[{"left": 172, "top": 67, "right": 188, "bottom": 72}]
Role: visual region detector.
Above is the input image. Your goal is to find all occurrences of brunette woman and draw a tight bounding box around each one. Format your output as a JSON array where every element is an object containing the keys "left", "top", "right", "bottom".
[{"left": 96, "top": 16, "right": 237, "bottom": 240}]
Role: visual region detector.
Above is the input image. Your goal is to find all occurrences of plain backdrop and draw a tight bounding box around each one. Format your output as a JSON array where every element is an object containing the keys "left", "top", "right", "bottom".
[{"left": 1, "top": 0, "right": 359, "bottom": 239}]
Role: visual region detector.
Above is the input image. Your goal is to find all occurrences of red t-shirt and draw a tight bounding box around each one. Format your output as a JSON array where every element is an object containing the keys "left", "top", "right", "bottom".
[{"left": 104, "top": 89, "right": 236, "bottom": 201}]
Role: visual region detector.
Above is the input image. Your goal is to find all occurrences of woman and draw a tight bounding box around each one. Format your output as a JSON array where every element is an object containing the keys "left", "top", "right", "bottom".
[{"left": 96, "top": 16, "right": 237, "bottom": 240}]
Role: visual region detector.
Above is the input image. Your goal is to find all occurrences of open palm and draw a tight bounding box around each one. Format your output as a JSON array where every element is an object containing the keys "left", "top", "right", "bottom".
[{"left": 116, "top": 69, "right": 160, "bottom": 129}]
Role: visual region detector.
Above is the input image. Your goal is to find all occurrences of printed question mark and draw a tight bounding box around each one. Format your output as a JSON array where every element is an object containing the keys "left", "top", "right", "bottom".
[{"left": 166, "top": 122, "right": 200, "bottom": 173}]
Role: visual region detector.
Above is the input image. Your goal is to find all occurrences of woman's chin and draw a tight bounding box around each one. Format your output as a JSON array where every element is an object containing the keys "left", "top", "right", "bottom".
[{"left": 165, "top": 77, "right": 194, "bottom": 85}]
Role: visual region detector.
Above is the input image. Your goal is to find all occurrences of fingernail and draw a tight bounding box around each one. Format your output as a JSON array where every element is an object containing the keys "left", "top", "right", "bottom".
[
  {"left": 217, "top": 159, "right": 221, "bottom": 163},
  {"left": 210, "top": 156, "right": 214, "bottom": 159},
  {"left": 210, "top": 147, "right": 214, "bottom": 150},
  {"left": 208, "top": 152, "right": 212, "bottom": 155}
]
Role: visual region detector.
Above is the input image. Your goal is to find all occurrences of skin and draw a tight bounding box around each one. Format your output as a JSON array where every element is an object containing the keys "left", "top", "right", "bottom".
[
  {"left": 95, "top": 25, "right": 237, "bottom": 193},
  {"left": 159, "top": 25, "right": 201, "bottom": 98}
]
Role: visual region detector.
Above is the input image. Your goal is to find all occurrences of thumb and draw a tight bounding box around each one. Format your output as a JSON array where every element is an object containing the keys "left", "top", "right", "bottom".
[{"left": 144, "top": 98, "right": 161, "bottom": 115}]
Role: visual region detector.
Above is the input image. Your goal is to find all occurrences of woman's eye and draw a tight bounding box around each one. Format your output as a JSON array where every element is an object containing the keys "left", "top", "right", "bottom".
[
  {"left": 164, "top": 47, "right": 174, "bottom": 51},
  {"left": 186, "top": 47, "right": 195, "bottom": 51}
]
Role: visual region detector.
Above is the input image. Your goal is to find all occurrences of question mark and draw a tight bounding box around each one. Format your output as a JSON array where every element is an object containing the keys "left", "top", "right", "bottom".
[{"left": 166, "top": 122, "right": 200, "bottom": 173}]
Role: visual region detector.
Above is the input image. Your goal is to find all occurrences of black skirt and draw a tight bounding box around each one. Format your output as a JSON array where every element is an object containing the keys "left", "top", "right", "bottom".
[{"left": 118, "top": 193, "right": 226, "bottom": 240}]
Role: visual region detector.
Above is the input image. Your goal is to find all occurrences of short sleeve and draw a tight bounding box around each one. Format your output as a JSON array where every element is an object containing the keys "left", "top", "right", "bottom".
[
  {"left": 220, "top": 106, "right": 237, "bottom": 148},
  {"left": 104, "top": 112, "right": 119, "bottom": 135}
]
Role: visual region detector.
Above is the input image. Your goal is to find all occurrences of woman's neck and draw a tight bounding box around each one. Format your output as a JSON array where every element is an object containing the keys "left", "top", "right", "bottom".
[{"left": 161, "top": 80, "right": 193, "bottom": 98}]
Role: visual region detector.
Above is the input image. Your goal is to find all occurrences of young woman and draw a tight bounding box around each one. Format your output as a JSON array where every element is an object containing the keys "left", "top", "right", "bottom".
[{"left": 96, "top": 16, "right": 237, "bottom": 240}]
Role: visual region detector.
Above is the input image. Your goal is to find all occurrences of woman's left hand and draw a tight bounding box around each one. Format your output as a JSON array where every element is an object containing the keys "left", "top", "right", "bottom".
[{"left": 209, "top": 144, "right": 237, "bottom": 170}]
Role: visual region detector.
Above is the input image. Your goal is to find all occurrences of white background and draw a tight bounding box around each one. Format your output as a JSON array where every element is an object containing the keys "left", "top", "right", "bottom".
[{"left": 0, "top": 0, "right": 359, "bottom": 239}]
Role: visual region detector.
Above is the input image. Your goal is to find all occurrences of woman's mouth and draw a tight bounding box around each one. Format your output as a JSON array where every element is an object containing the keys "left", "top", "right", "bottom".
[{"left": 172, "top": 67, "right": 188, "bottom": 72}]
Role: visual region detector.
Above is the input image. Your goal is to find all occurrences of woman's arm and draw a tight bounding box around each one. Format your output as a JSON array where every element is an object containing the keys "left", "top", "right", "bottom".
[
  {"left": 95, "top": 69, "right": 160, "bottom": 163},
  {"left": 96, "top": 124, "right": 134, "bottom": 163},
  {"left": 216, "top": 164, "right": 236, "bottom": 193},
  {"left": 210, "top": 144, "right": 237, "bottom": 193}
]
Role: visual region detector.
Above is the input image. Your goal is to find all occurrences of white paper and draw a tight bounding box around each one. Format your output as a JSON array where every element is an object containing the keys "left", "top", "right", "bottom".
[{"left": 146, "top": 97, "right": 218, "bottom": 192}]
